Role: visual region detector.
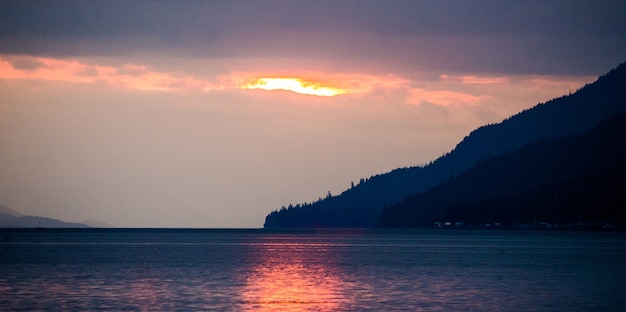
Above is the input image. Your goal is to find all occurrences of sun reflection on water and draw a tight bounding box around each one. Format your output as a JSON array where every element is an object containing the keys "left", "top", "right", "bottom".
[{"left": 239, "top": 242, "right": 351, "bottom": 311}]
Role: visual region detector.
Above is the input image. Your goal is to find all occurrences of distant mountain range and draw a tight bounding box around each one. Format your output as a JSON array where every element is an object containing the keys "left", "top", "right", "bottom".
[
  {"left": 0, "top": 204, "right": 94, "bottom": 228},
  {"left": 264, "top": 62, "right": 626, "bottom": 228}
]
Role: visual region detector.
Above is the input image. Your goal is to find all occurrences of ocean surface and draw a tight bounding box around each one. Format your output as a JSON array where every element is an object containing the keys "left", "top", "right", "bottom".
[{"left": 1, "top": 228, "right": 625, "bottom": 311}]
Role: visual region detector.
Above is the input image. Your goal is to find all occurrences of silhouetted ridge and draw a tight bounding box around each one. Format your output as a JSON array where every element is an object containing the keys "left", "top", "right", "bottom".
[
  {"left": 264, "top": 62, "right": 626, "bottom": 228},
  {"left": 448, "top": 63, "right": 626, "bottom": 173},
  {"left": 0, "top": 213, "right": 91, "bottom": 228},
  {"left": 380, "top": 110, "right": 626, "bottom": 227}
]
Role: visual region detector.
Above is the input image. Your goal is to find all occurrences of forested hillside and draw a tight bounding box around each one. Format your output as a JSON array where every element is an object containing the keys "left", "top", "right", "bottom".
[{"left": 380, "top": 111, "right": 626, "bottom": 227}]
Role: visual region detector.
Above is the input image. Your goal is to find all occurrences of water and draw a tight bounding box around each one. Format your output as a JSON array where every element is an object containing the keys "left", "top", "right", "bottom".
[{"left": 1, "top": 229, "right": 625, "bottom": 311}]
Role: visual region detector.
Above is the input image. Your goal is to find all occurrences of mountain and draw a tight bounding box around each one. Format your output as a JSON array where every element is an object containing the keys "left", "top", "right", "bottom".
[
  {"left": 264, "top": 62, "right": 626, "bottom": 228},
  {"left": 380, "top": 111, "right": 626, "bottom": 227},
  {"left": 0, "top": 204, "right": 23, "bottom": 217},
  {"left": 0, "top": 204, "right": 91, "bottom": 228}
]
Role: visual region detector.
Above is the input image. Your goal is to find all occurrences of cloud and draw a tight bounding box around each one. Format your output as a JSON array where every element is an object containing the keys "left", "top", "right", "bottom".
[
  {"left": 0, "top": 54, "right": 414, "bottom": 97},
  {"left": 0, "top": 1, "right": 623, "bottom": 75},
  {"left": 407, "top": 88, "right": 487, "bottom": 107},
  {"left": 5, "top": 55, "right": 48, "bottom": 70},
  {"left": 0, "top": 55, "right": 215, "bottom": 91},
  {"left": 0, "top": 54, "right": 596, "bottom": 112},
  {"left": 440, "top": 74, "right": 509, "bottom": 85}
]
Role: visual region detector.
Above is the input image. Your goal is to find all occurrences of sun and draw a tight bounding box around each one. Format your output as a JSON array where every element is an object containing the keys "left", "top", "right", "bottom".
[{"left": 244, "top": 77, "right": 347, "bottom": 97}]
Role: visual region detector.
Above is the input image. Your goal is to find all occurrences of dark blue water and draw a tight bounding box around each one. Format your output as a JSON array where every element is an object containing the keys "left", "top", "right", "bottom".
[{"left": 1, "top": 229, "right": 625, "bottom": 311}]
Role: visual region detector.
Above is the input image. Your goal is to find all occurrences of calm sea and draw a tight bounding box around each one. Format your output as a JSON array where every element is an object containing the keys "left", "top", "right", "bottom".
[{"left": 1, "top": 228, "right": 625, "bottom": 311}]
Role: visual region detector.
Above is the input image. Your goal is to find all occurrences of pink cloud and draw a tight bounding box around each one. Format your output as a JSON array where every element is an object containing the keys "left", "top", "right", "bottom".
[{"left": 0, "top": 55, "right": 216, "bottom": 92}]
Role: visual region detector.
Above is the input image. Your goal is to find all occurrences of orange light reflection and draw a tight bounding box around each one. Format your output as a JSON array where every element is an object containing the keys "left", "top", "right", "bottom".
[{"left": 240, "top": 242, "right": 350, "bottom": 311}]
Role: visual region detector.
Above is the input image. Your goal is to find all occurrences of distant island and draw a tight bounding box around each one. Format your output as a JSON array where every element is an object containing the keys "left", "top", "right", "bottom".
[
  {"left": 264, "top": 62, "right": 626, "bottom": 229},
  {"left": 0, "top": 204, "right": 93, "bottom": 228}
]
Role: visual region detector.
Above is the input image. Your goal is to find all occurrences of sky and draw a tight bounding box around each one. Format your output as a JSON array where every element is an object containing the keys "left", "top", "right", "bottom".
[{"left": 1, "top": 0, "right": 624, "bottom": 228}]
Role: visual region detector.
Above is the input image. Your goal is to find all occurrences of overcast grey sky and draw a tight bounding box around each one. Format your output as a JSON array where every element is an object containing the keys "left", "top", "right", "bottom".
[{"left": 0, "top": 0, "right": 624, "bottom": 227}]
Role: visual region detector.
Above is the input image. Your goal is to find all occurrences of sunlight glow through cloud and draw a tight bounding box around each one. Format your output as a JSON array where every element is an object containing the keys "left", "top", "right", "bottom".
[
  {"left": 243, "top": 77, "right": 348, "bottom": 97},
  {"left": 0, "top": 54, "right": 594, "bottom": 109}
]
